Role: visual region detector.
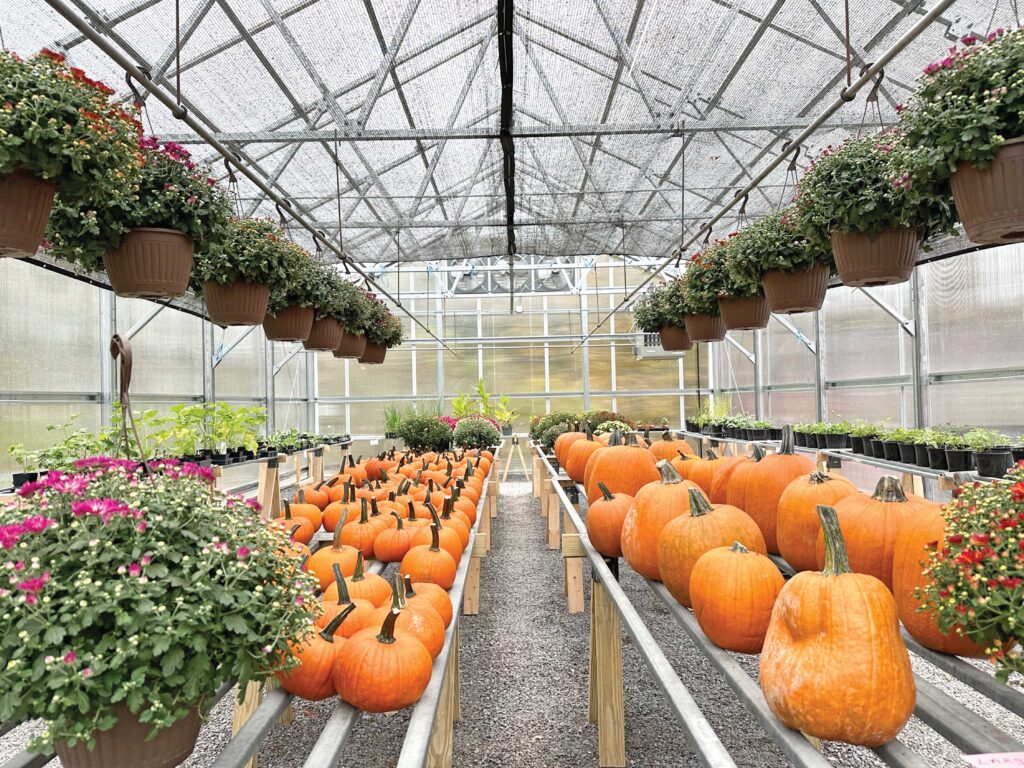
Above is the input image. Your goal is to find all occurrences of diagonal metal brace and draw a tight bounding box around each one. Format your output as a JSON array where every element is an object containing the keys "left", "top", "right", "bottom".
[
  {"left": 126, "top": 303, "right": 165, "bottom": 339},
  {"left": 771, "top": 315, "right": 816, "bottom": 354},
  {"left": 724, "top": 333, "right": 754, "bottom": 363},
  {"left": 273, "top": 344, "right": 305, "bottom": 375},
  {"left": 213, "top": 325, "right": 258, "bottom": 367},
  {"left": 858, "top": 287, "right": 915, "bottom": 336}
]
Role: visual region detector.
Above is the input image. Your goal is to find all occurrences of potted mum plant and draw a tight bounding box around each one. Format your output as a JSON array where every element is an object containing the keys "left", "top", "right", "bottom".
[
  {"left": 727, "top": 209, "right": 832, "bottom": 314},
  {"left": 900, "top": 28, "right": 1024, "bottom": 244},
  {"left": 633, "top": 281, "right": 692, "bottom": 351},
  {"left": 0, "top": 457, "right": 318, "bottom": 768},
  {"left": 453, "top": 417, "right": 501, "bottom": 450},
  {"left": 964, "top": 428, "right": 1014, "bottom": 479},
  {"left": 359, "top": 294, "right": 403, "bottom": 364},
  {"left": 795, "top": 133, "right": 956, "bottom": 287},
  {"left": 0, "top": 50, "right": 140, "bottom": 258},
  {"left": 679, "top": 248, "right": 727, "bottom": 342},
  {"left": 263, "top": 241, "right": 318, "bottom": 342},
  {"left": 302, "top": 265, "right": 346, "bottom": 351},
  {"left": 49, "top": 136, "right": 232, "bottom": 298},
  {"left": 712, "top": 234, "right": 769, "bottom": 330},
  {"left": 193, "top": 217, "right": 291, "bottom": 326},
  {"left": 332, "top": 281, "right": 372, "bottom": 359}
]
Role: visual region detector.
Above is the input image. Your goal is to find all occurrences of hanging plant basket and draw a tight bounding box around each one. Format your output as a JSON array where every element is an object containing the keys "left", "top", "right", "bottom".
[
  {"left": 263, "top": 306, "right": 313, "bottom": 341},
  {"left": 55, "top": 705, "right": 201, "bottom": 768},
  {"left": 103, "top": 228, "right": 194, "bottom": 298},
  {"left": 203, "top": 281, "right": 270, "bottom": 326},
  {"left": 950, "top": 137, "right": 1024, "bottom": 245},
  {"left": 333, "top": 329, "right": 368, "bottom": 359},
  {"left": 718, "top": 295, "right": 769, "bottom": 330},
  {"left": 830, "top": 226, "right": 918, "bottom": 287},
  {"left": 761, "top": 263, "right": 829, "bottom": 314},
  {"left": 0, "top": 170, "right": 56, "bottom": 258},
  {"left": 658, "top": 325, "right": 693, "bottom": 351},
  {"left": 302, "top": 318, "right": 344, "bottom": 351},
  {"left": 683, "top": 313, "right": 726, "bottom": 342},
  {"left": 358, "top": 342, "right": 387, "bottom": 364}
]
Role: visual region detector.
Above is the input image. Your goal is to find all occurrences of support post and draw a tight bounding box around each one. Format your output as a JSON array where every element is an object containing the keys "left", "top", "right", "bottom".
[
  {"left": 562, "top": 533, "right": 585, "bottom": 614},
  {"left": 547, "top": 479, "right": 560, "bottom": 550},
  {"left": 230, "top": 681, "right": 264, "bottom": 768},
  {"left": 426, "top": 628, "right": 457, "bottom": 768},
  {"left": 310, "top": 447, "right": 325, "bottom": 484},
  {"left": 478, "top": 494, "right": 491, "bottom": 552},
  {"left": 463, "top": 533, "right": 487, "bottom": 615},
  {"left": 488, "top": 474, "right": 498, "bottom": 518},
  {"left": 589, "top": 578, "right": 626, "bottom": 767},
  {"left": 256, "top": 456, "right": 283, "bottom": 519},
  {"left": 533, "top": 454, "right": 544, "bottom": 498}
]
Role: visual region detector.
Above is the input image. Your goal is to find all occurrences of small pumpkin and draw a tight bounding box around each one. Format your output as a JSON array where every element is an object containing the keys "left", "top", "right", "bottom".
[
  {"left": 276, "top": 606, "right": 353, "bottom": 700},
  {"left": 374, "top": 512, "right": 414, "bottom": 562},
  {"left": 657, "top": 488, "right": 767, "bottom": 606},
  {"left": 305, "top": 512, "right": 359, "bottom": 591},
  {"left": 401, "top": 524, "right": 457, "bottom": 589},
  {"left": 297, "top": 482, "right": 331, "bottom": 511},
  {"left": 318, "top": 563, "right": 377, "bottom": 639},
  {"left": 343, "top": 551, "right": 392, "bottom": 607},
  {"left": 367, "top": 575, "right": 446, "bottom": 658},
  {"left": 776, "top": 471, "right": 857, "bottom": 572},
  {"left": 270, "top": 502, "right": 315, "bottom": 545},
  {"left": 584, "top": 431, "right": 660, "bottom": 504},
  {"left": 554, "top": 427, "right": 586, "bottom": 467},
  {"left": 323, "top": 482, "right": 360, "bottom": 532},
  {"left": 289, "top": 490, "right": 324, "bottom": 531},
  {"left": 649, "top": 430, "right": 695, "bottom": 462},
  {"left": 565, "top": 430, "right": 602, "bottom": 484},
  {"left": 760, "top": 505, "right": 915, "bottom": 747},
  {"left": 691, "top": 542, "right": 784, "bottom": 653},
  {"left": 404, "top": 574, "right": 453, "bottom": 628},
  {"left": 744, "top": 426, "right": 815, "bottom": 553},
  {"left": 620, "top": 459, "right": 702, "bottom": 580},
  {"left": 333, "top": 609, "right": 433, "bottom": 712},
  {"left": 410, "top": 504, "right": 463, "bottom": 565},
  {"left": 585, "top": 482, "right": 633, "bottom": 558},
  {"left": 340, "top": 498, "right": 380, "bottom": 558}
]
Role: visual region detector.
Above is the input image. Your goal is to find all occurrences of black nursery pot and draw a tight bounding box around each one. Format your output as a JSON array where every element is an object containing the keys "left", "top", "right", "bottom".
[
  {"left": 1012, "top": 447, "right": 1024, "bottom": 465},
  {"left": 12, "top": 471, "right": 39, "bottom": 489},
  {"left": 815, "top": 434, "right": 827, "bottom": 449},
  {"left": 770, "top": 427, "right": 782, "bottom": 440},
  {"left": 927, "top": 445, "right": 948, "bottom": 470},
  {"left": 870, "top": 439, "right": 887, "bottom": 459},
  {"left": 944, "top": 448, "right": 975, "bottom": 472},
  {"left": 897, "top": 442, "right": 917, "bottom": 464},
  {"left": 849, "top": 435, "right": 864, "bottom": 454},
  {"left": 882, "top": 440, "right": 902, "bottom": 462},
  {"left": 824, "top": 433, "right": 850, "bottom": 449},
  {"left": 976, "top": 449, "right": 1012, "bottom": 479},
  {"left": 794, "top": 431, "right": 808, "bottom": 447},
  {"left": 750, "top": 428, "right": 769, "bottom": 440},
  {"left": 914, "top": 443, "right": 931, "bottom": 467}
]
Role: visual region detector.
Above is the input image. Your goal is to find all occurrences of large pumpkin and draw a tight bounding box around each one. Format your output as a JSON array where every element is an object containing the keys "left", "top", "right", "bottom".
[
  {"left": 565, "top": 433, "right": 602, "bottom": 484},
  {"left": 674, "top": 449, "right": 735, "bottom": 497},
  {"left": 760, "top": 505, "right": 915, "bottom": 747},
  {"left": 743, "top": 426, "right": 814, "bottom": 553},
  {"left": 892, "top": 503, "right": 986, "bottom": 656},
  {"left": 776, "top": 471, "right": 857, "bottom": 572},
  {"left": 554, "top": 428, "right": 586, "bottom": 467},
  {"left": 305, "top": 517, "right": 359, "bottom": 591},
  {"left": 657, "top": 488, "right": 766, "bottom": 606},
  {"left": 584, "top": 432, "right": 659, "bottom": 504},
  {"left": 814, "top": 475, "right": 937, "bottom": 590},
  {"left": 585, "top": 482, "right": 633, "bottom": 558},
  {"left": 649, "top": 430, "right": 695, "bottom": 462},
  {"left": 401, "top": 524, "right": 457, "bottom": 589},
  {"left": 713, "top": 445, "right": 764, "bottom": 505},
  {"left": 691, "top": 542, "right": 784, "bottom": 653},
  {"left": 620, "top": 460, "right": 702, "bottom": 580}
]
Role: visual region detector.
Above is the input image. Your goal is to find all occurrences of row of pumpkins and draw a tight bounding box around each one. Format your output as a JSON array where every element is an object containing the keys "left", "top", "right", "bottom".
[
  {"left": 267, "top": 448, "right": 491, "bottom": 712},
  {"left": 554, "top": 427, "right": 968, "bottom": 748}
]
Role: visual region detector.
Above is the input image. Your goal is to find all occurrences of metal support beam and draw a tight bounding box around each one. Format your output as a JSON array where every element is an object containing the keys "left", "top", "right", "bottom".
[
  {"left": 858, "top": 287, "right": 916, "bottom": 337},
  {"left": 99, "top": 291, "right": 116, "bottom": 425},
  {"left": 212, "top": 325, "right": 258, "bottom": 367},
  {"left": 273, "top": 344, "right": 304, "bottom": 375},
  {"left": 724, "top": 333, "right": 754, "bottom": 364},
  {"left": 357, "top": 0, "right": 423, "bottom": 127},
  {"left": 771, "top": 315, "right": 816, "bottom": 355},
  {"left": 125, "top": 303, "right": 165, "bottom": 340}
]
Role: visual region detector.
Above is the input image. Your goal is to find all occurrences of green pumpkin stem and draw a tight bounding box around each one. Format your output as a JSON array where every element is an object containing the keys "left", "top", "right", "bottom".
[
  {"left": 287, "top": 524, "right": 302, "bottom": 540},
  {"left": 425, "top": 502, "right": 442, "bottom": 528},
  {"left": 597, "top": 482, "right": 615, "bottom": 503},
  {"left": 391, "top": 511, "right": 404, "bottom": 530},
  {"left": 817, "top": 505, "right": 851, "bottom": 576},
  {"left": 661, "top": 430, "right": 675, "bottom": 442},
  {"left": 808, "top": 471, "right": 832, "bottom": 485},
  {"left": 283, "top": 500, "right": 293, "bottom": 520},
  {"left": 395, "top": 573, "right": 409, "bottom": 610},
  {"left": 319, "top": 603, "right": 356, "bottom": 642},
  {"left": 730, "top": 540, "right": 749, "bottom": 554},
  {"left": 750, "top": 444, "right": 765, "bottom": 461},
  {"left": 441, "top": 497, "right": 456, "bottom": 520},
  {"left": 675, "top": 450, "right": 692, "bottom": 462},
  {"left": 706, "top": 448, "right": 718, "bottom": 460},
  {"left": 331, "top": 511, "right": 348, "bottom": 550},
  {"left": 359, "top": 497, "right": 369, "bottom": 524},
  {"left": 370, "top": 497, "right": 381, "bottom": 518},
  {"left": 331, "top": 563, "right": 352, "bottom": 603},
  {"left": 298, "top": 490, "right": 307, "bottom": 504},
  {"left": 779, "top": 425, "right": 796, "bottom": 455},
  {"left": 624, "top": 432, "right": 639, "bottom": 447},
  {"left": 377, "top": 609, "right": 400, "bottom": 644},
  {"left": 351, "top": 551, "right": 366, "bottom": 582},
  {"left": 688, "top": 488, "right": 713, "bottom": 517},
  {"left": 607, "top": 431, "right": 623, "bottom": 447},
  {"left": 403, "top": 573, "right": 417, "bottom": 598},
  {"left": 873, "top": 475, "right": 909, "bottom": 503},
  {"left": 429, "top": 523, "right": 441, "bottom": 552},
  {"left": 407, "top": 501, "right": 418, "bottom": 523},
  {"left": 655, "top": 458, "right": 683, "bottom": 485}
]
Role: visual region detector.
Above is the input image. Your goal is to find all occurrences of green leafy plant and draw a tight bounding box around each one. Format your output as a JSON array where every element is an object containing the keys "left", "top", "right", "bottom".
[
  {"left": 693, "top": 398, "right": 732, "bottom": 428},
  {"left": 539, "top": 422, "right": 570, "bottom": 453},
  {"left": 899, "top": 29, "right": 1024, "bottom": 176},
  {"left": 727, "top": 209, "right": 831, "bottom": 287},
  {"left": 0, "top": 50, "right": 141, "bottom": 207},
  {"left": 963, "top": 428, "right": 1011, "bottom": 452},
  {"left": 847, "top": 420, "right": 881, "bottom": 438},
  {"left": 358, "top": 290, "right": 403, "bottom": 348},
  {"left": 0, "top": 458, "right": 318, "bottom": 748},
  {"left": 794, "top": 133, "right": 957, "bottom": 252},
  {"left": 493, "top": 396, "right": 516, "bottom": 428},
  {"left": 266, "top": 241, "right": 320, "bottom": 315},
  {"left": 453, "top": 418, "right": 500, "bottom": 450},
  {"left": 267, "top": 428, "right": 303, "bottom": 454},
  {"left": 382, "top": 403, "right": 408, "bottom": 435},
  {"left": 396, "top": 415, "right": 452, "bottom": 453},
  {"left": 207, "top": 403, "right": 264, "bottom": 452},
  {"left": 679, "top": 244, "right": 729, "bottom": 316},
  {"left": 594, "top": 420, "right": 632, "bottom": 435},
  {"left": 632, "top": 280, "right": 687, "bottom": 332},
  {"left": 192, "top": 217, "right": 293, "bottom": 290},
  {"left": 451, "top": 391, "right": 479, "bottom": 419},
  {"left": 529, "top": 411, "right": 577, "bottom": 441}
]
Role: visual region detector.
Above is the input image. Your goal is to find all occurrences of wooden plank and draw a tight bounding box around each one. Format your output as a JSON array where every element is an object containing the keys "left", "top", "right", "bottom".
[
  {"left": 478, "top": 499, "right": 491, "bottom": 552},
  {"left": 902, "top": 472, "right": 924, "bottom": 497},
  {"left": 547, "top": 481, "right": 560, "bottom": 550},
  {"left": 592, "top": 580, "right": 626, "bottom": 767},
  {"left": 463, "top": 557, "right": 481, "bottom": 615},
  {"left": 588, "top": 589, "right": 598, "bottom": 724},
  {"left": 565, "top": 557, "right": 584, "bottom": 614},
  {"left": 533, "top": 455, "right": 544, "bottom": 497},
  {"left": 230, "top": 681, "right": 265, "bottom": 768},
  {"left": 425, "top": 636, "right": 456, "bottom": 768},
  {"left": 310, "top": 448, "right": 324, "bottom": 484},
  {"left": 452, "top": 623, "right": 461, "bottom": 723}
]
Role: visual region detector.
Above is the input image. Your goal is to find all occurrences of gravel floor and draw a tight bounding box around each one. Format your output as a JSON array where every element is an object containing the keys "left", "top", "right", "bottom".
[{"left": 4, "top": 480, "right": 1024, "bottom": 766}]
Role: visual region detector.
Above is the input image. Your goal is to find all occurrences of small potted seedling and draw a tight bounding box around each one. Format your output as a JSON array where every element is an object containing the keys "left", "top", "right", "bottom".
[{"left": 965, "top": 428, "right": 1013, "bottom": 478}]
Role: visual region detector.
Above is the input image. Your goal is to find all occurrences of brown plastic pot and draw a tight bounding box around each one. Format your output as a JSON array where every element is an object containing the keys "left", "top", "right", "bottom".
[
  {"left": 683, "top": 313, "right": 726, "bottom": 342},
  {"left": 333, "top": 329, "right": 368, "bottom": 359},
  {"left": 103, "top": 228, "right": 194, "bottom": 298},
  {"left": 950, "top": 136, "right": 1024, "bottom": 245},
  {"left": 830, "top": 226, "right": 918, "bottom": 287},
  {"left": 55, "top": 705, "right": 200, "bottom": 768},
  {"left": 203, "top": 281, "right": 270, "bottom": 326},
  {"left": 358, "top": 342, "right": 387, "bottom": 364},
  {"left": 0, "top": 170, "right": 56, "bottom": 257},
  {"left": 263, "top": 306, "right": 314, "bottom": 341},
  {"left": 718, "top": 294, "right": 769, "bottom": 330},
  {"left": 659, "top": 325, "right": 693, "bottom": 351},
  {"left": 303, "top": 318, "right": 344, "bottom": 350},
  {"left": 761, "top": 263, "right": 829, "bottom": 314}
]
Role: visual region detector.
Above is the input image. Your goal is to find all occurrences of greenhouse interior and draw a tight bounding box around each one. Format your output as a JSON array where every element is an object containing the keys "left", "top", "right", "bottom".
[{"left": 1, "top": 0, "right": 1024, "bottom": 766}]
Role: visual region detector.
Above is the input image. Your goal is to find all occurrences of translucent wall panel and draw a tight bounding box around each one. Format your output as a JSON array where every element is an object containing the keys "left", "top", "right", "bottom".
[
  {"left": 586, "top": 345, "right": 613, "bottom": 392},
  {"left": 274, "top": 403, "right": 307, "bottom": 431},
  {"left": 825, "top": 385, "right": 912, "bottom": 425},
  {"left": 272, "top": 346, "right": 308, "bottom": 399},
  {"left": 482, "top": 344, "right": 545, "bottom": 393},
  {"left": 548, "top": 347, "right": 584, "bottom": 393},
  {"left": 0, "top": 260, "right": 101, "bottom": 392},
  {"left": 349, "top": 401, "right": 388, "bottom": 436},
  {"left": 927, "top": 380, "right": 1024, "bottom": 437},
  {"left": 765, "top": 315, "right": 815, "bottom": 387},
  {"left": 214, "top": 329, "right": 265, "bottom": 399},
  {"left": 317, "top": 403, "right": 344, "bottom": 436},
  {"left": 683, "top": 348, "right": 709, "bottom": 391},
  {"left": 415, "top": 348, "right": 441, "bottom": 397},
  {"left": 506, "top": 397, "right": 545, "bottom": 430},
  {"left": 1, "top": 403, "right": 101, "bottom": 477},
  {"left": 616, "top": 348, "right": 677, "bottom": 390},
  {"left": 549, "top": 395, "right": 585, "bottom": 414},
  {"left": 117, "top": 298, "right": 202, "bottom": 396},
  {"left": 317, "top": 353, "right": 345, "bottom": 398},
  {"left": 767, "top": 389, "right": 816, "bottom": 423},
  {"left": 823, "top": 285, "right": 910, "bottom": 382},
  {"left": 717, "top": 331, "right": 755, "bottom": 393},
  {"left": 615, "top": 395, "right": 679, "bottom": 425},
  {"left": 349, "top": 352, "right": 410, "bottom": 396}
]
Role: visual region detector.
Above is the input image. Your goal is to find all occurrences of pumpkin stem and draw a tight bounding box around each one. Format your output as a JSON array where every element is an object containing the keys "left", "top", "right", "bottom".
[
  {"left": 808, "top": 471, "right": 832, "bottom": 485},
  {"left": 351, "top": 551, "right": 366, "bottom": 582},
  {"left": 391, "top": 511, "right": 404, "bottom": 530},
  {"left": 750, "top": 444, "right": 765, "bottom": 461},
  {"left": 377, "top": 609, "right": 400, "bottom": 644},
  {"left": 343, "top": 482, "right": 353, "bottom": 504},
  {"left": 675, "top": 449, "right": 692, "bottom": 461},
  {"left": 597, "top": 482, "right": 615, "bottom": 503},
  {"left": 429, "top": 523, "right": 441, "bottom": 552},
  {"left": 298, "top": 489, "right": 306, "bottom": 504},
  {"left": 607, "top": 431, "right": 623, "bottom": 447},
  {"left": 395, "top": 572, "right": 409, "bottom": 610},
  {"left": 370, "top": 497, "right": 381, "bottom": 518},
  {"left": 331, "top": 511, "right": 348, "bottom": 550},
  {"left": 817, "top": 505, "right": 851, "bottom": 576},
  {"left": 386, "top": 575, "right": 402, "bottom": 611},
  {"left": 332, "top": 563, "right": 352, "bottom": 603},
  {"left": 359, "top": 497, "right": 369, "bottom": 524},
  {"left": 319, "top": 603, "right": 356, "bottom": 642},
  {"left": 661, "top": 430, "right": 674, "bottom": 442},
  {"left": 407, "top": 501, "right": 418, "bottom": 523},
  {"left": 688, "top": 488, "right": 713, "bottom": 517},
  {"left": 441, "top": 497, "right": 455, "bottom": 520},
  {"left": 379, "top": 468, "right": 389, "bottom": 483},
  {"left": 283, "top": 500, "right": 293, "bottom": 520},
  {"left": 624, "top": 432, "right": 639, "bottom": 447},
  {"left": 779, "top": 425, "right": 796, "bottom": 455},
  {"left": 426, "top": 502, "right": 443, "bottom": 529},
  {"left": 287, "top": 523, "right": 302, "bottom": 540},
  {"left": 872, "top": 475, "right": 909, "bottom": 503},
  {"left": 655, "top": 458, "right": 683, "bottom": 485},
  {"left": 730, "top": 540, "right": 749, "bottom": 554},
  {"left": 706, "top": 448, "right": 718, "bottom": 460},
  {"left": 403, "top": 573, "right": 417, "bottom": 598},
  {"left": 348, "top": 454, "right": 356, "bottom": 468},
  {"left": 315, "top": 480, "right": 328, "bottom": 490},
  {"left": 585, "top": 426, "right": 594, "bottom": 441}
]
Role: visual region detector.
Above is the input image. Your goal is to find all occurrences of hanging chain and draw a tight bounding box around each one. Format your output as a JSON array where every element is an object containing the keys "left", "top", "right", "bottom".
[
  {"left": 777, "top": 143, "right": 802, "bottom": 211},
  {"left": 224, "top": 156, "right": 242, "bottom": 217},
  {"left": 857, "top": 65, "right": 886, "bottom": 137}
]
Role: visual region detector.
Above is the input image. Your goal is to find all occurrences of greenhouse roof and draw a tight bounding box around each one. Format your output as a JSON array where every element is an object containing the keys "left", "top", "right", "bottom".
[{"left": 8, "top": 0, "right": 1000, "bottom": 268}]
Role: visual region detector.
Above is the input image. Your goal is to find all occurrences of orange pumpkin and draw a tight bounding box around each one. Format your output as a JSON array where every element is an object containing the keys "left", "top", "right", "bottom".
[
  {"left": 648, "top": 430, "right": 695, "bottom": 462},
  {"left": 554, "top": 428, "right": 586, "bottom": 467},
  {"left": 716, "top": 445, "right": 765, "bottom": 506},
  {"left": 297, "top": 482, "right": 331, "bottom": 511},
  {"left": 690, "top": 542, "right": 784, "bottom": 653},
  {"left": 620, "top": 460, "right": 702, "bottom": 580},
  {"left": 813, "top": 476, "right": 937, "bottom": 591},
  {"left": 760, "top": 505, "right": 915, "bottom": 747},
  {"left": 289, "top": 491, "right": 324, "bottom": 531},
  {"left": 275, "top": 607, "right": 352, "bottom": 700},
  {"left": 892, "top": 502, "right": 986, "bottom": 656},
  {"left": 340, "top": 499, "right": 380, "bottom": 558},
  {"left": 367, "top": 575, "right": 446, "bottom": 658},
  {"left": 323, "top": 483, "right": 360, "bottom": 532},
  {"left": 584, "top": 432, "right": 659, "bottom": 504},
  {"left": 410, "top": 506, "right": 463, "bottom": 565},
  {"left": 318, "top": 563, "right": 378, "bottom": 639},
  {"left": 676, "top": 449, "right": 734, "bottom": 497},
  {"left": 585, "top": 482, "right": 633, "bottom": 558},
  {"left": 270, "top": 503, "right": 314, "bottom": 545},
  {"left": 743, "top": 427, "right": 814, "bottom": 553},
  {"left": 333, "top": 610, "right": 433, "bottom": 712},
  {"left": 401, "top": 524, "right": 457, "bottom": 589},
  {"left": 343, "top": 551, "right": 392, "bottom": 607},
  {"left": 373, "top": 512, "right": 414, "bottom": 562},
  {"left": 776, "top": 471, "right": 857, "bottom": 572},
  {"left": 657, "top": 488, "right": 767, "bottom": 606},
  {"left": 565, "top": 433, "right": 602, "bottom": 484},
  {"left": 305, "top": 514, "right": 359, "bottom": 591},
  {"left": 404, "top": 575, "right": 453, "bottom": 628}
]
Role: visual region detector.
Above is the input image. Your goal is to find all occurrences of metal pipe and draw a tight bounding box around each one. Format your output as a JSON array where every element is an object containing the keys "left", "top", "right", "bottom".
[
  {"left": 41, "top": 0, "right": 455, "bottom": 355},
  {"left": 569, "top": 0, "right": 959, "bottom": 352}
]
